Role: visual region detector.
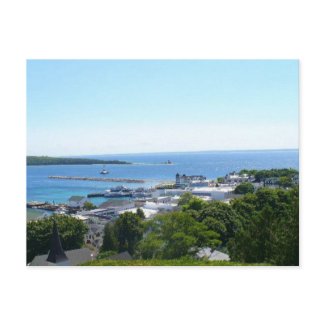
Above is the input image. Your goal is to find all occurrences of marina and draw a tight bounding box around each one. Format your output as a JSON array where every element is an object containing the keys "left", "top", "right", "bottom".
[{"left": 27, "top": 150, "right": 299, "bottom": 213}]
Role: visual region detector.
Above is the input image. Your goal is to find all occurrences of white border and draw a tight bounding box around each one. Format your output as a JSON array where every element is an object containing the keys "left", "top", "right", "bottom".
[{"left": 1, "top": 1, "right": 324, "bottom": 324}]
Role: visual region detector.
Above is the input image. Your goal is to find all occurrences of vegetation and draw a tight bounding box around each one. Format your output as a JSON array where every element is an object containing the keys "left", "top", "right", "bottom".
[
  {"left": 192, "top": 200, "right": 242, "bottom": 244},
  {"left": 239, "top": 168, "right": 298, "bottom": 183},
  {"left": 234, "top": 182, "right": 255, "bottom": 194},
  {"left": 101, "top": 212, "right": 144, "bottom": 255},
  {"left": 181, "top": 195, "right": 208, "bottom": 212},
  {"left": 100, "top": 186, "right": 299, "bottom": 265},
  {"left": 278, "top": 176, "right": 294, "bottom": 188},
  {"left": 228, "top": 187, "right": 299, "bottom": 265},
  {"left": 136, "top": 208, "right": 146, "bottom": 220},
  {"left": 136, "top": 212, "right": 220, "bottom": 259},
  {"left": 177, "top": 192, "right": 194, "bottom": 206},
  {"left": 27, "top": 156, "right": 131, "bottom": 166},
  {"left": 27, "top": 215, "right": 88, "bottom": 263},
  {"left": 82, "top": 258, "right": 269, "bottom": 266},
  {"left": 83, "top": 201, "right": 97, "bottom": 210},
  {"left": 78, "top": 170, "right": 299, "bottom": 266}
]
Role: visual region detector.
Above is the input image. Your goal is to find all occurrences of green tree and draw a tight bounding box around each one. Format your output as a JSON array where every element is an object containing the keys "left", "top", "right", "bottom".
[
  {"left": 217, "top": 177, "right": 225, "bottom": 183},
  {"left": 178, "top": 192, "right": 194, "bottom": 206},
  {"left": 135, "top": 233, "right": 164, "bottom": 259},
  {"left": 234, "top": 182, "right": 255, "bottom": 194},
  {"left": 196, "top": 201, "right": 242, "bottom": 244},
  {"left": 136, "top": 208, "right": 146, "bottom": 219},
  {"left": 83, "top": 201, "right": 97, "bottom": 211},
  {"left": 27, "top": 215, "right": 88, "bottom": 263},
  {"left": 101, "top": 222, "right": 118, "bottom": 252},
  {"left": 136, "top": 211, "right": 221, "bottom": 259},
  {"left": 182, "top": 196, "right": 207, "bottom": 211},
  {"left": 228, "top": 187, "right": 299, "bottom": 265},
  {"left": 114, "top": 212, "right": 144, "bottom": 254},
  {"left": 278, "top": 176, "right": 293, "bottom": 188}
]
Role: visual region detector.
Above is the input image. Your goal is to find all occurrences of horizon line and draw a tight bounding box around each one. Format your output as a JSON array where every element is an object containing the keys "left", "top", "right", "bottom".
[{"left": 28, "top": 148, "right": 299, "bottom": 158}]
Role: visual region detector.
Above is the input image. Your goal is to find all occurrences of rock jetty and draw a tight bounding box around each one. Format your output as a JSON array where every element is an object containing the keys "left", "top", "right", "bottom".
[{"left": 48, "top": 176, "right": 145, "bottom": 183}]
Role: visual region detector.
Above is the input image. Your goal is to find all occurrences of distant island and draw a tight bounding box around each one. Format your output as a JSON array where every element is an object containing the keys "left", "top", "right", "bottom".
[{"left": 27, "top": 156, "right": 131, "bottom": 166}]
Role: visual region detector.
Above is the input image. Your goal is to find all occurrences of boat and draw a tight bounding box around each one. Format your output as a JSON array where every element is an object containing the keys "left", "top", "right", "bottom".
[
  {"left": 104, "top": 190, "right": 132, "bottom": 198},
  {"left": 161, "top": 160, "right": 173, "bottom": 165},
  {"left": 100, "top": 165, "right": 109, "bottom": 174}
]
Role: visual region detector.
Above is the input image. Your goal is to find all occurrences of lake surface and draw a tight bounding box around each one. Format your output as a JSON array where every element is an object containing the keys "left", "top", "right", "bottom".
[{"left": 27, "top": 149, "right": 299, "bottom": 209}]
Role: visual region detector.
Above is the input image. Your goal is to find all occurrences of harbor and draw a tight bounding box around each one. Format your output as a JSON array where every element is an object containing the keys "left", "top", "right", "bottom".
[{"left": 27, "top": 150, "right": 299, "bottom": 213}]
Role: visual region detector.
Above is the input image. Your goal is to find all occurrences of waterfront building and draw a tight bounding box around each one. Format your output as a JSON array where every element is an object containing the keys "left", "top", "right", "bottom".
[
  {"left": 99, "top": 199, "right": 135, "bottom": 212},
  {"left": 83, "top": 200, "right": 136, "bottom": 218},
  {"left": 175, "top": 173, "right": 206, "bottom": 188},
  {"left": 224, "top": 172, "right": 252, "bottom": 184},
  {"left": 191, "top": 186, "right": 235, "bottom": 201},
  {"left": 189, "top": 180, "right": 211, "bottom": 187}
]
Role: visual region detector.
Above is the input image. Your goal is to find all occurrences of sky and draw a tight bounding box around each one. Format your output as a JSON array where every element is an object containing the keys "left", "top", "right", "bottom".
[{"left": 27, "top": 60, "right": 299, "bottom": 156}]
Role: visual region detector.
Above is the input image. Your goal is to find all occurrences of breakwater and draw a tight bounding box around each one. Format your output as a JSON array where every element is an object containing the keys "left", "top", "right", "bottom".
[{"left": 48, "top": 176, "right": 145, "bottom": 183}]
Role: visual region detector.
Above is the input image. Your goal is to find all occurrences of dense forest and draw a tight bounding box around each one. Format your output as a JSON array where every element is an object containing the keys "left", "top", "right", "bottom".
[{"left": 27, "top": 156, "right": 131, "bottom": 165}]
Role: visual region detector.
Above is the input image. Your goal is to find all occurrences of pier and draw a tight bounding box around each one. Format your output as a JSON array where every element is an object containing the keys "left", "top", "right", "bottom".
[
  {"left": 27, "top": 201, "right": 68, "bottom": 211},
  {"left": 48, "top": 176, "right": 145, "bottom": 183}
]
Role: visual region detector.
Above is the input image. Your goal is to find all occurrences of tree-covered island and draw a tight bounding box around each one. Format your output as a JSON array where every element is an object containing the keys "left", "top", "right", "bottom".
[{"left": 27, "top": 156, "right": 131, "bottom": 166}]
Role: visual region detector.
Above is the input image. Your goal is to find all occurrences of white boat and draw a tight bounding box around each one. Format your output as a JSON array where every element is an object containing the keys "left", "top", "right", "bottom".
[{"left": 100, "top": 165, "right": 109, "bottom": 174}]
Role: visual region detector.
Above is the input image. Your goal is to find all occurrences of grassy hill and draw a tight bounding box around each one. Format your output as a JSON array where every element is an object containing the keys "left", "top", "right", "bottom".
[{"left": 81, "top": 259, "right": 270, "bottom": 266}]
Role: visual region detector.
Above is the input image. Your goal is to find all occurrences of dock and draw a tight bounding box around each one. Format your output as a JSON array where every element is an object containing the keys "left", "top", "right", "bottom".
[
  {"left": 27, "top": 201, "right": 80, "bottom": 213},
  {"left": 48, "top": 176, "right": 145, "bottom": 183},
  {"left": 87, "top": 192, "right": 105, "bottom": 198},
  {"left": 27, "top": 201, "right": 68, "bottom": 211}
]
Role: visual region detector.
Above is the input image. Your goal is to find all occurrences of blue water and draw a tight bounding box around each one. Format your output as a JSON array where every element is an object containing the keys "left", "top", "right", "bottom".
[{"left": 27, "top": 149, "right": 299, "bottom": 205}]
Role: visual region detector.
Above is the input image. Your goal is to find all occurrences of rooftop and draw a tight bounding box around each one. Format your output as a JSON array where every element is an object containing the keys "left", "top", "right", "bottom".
[
  {"left": 99, "top": 199, "right": 135, "bottom": 209},
  {"left": 118, "top": 208, "right": 158, "bottom": 219},
  {"left": 29, "top": 248, "right": 95, "bottom": 266},
  {"left": 68, "top": 196, "right": 86, "bottom": 202}
]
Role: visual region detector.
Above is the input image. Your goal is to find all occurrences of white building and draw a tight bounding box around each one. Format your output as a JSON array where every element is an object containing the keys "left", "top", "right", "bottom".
[
  {"left": 176, "top": 173, "right": 206, "bottom": 188},
  {"left": 144, "top": 201, "right": 177, "bottom": 212},
  {"left": 189, "top": 180, "right": 211, "bottom": 187},
  {"left": 224, "top": 172, "right": 251, "bottom": 184},
  {"left": 155, "top": 196, "right": 172, "bottom": 203},
  {"left": 152, "top": 188, "right": 187, "bottom": 198},
  {"left": 191, "top": 186, "right": 235, "bottom": 201},
  {"left": 67, "top": 196, "right": 88, "bottom": 208},
  {"left": 118, "top": 208, "right": 158, "bottom": 219}
]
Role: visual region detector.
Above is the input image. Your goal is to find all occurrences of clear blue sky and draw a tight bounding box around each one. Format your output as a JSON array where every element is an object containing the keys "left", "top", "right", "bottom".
[{"left": 27, "top": 60, "right": 299, "bottom": 156}]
